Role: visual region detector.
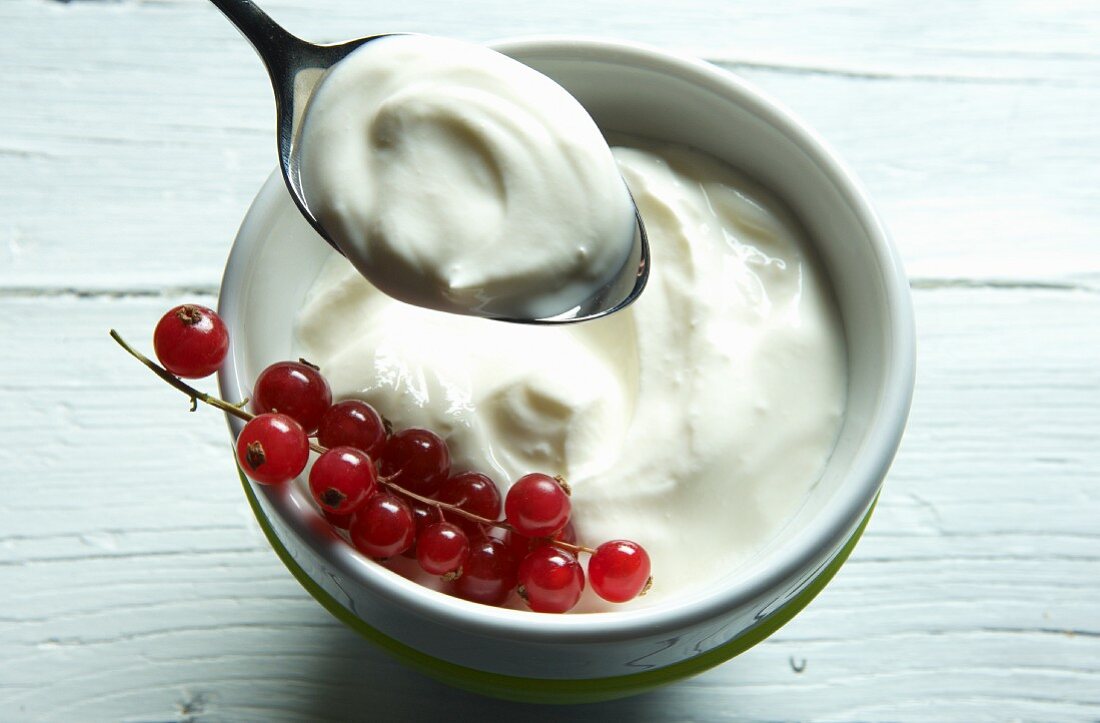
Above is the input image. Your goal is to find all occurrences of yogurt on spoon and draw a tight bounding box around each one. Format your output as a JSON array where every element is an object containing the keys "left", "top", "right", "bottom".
[{"left": 297, "top": 35, "right": 638, "bottom": 320}]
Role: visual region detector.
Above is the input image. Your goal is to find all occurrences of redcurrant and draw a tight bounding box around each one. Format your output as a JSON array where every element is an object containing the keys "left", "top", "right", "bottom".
[
  {"left": 252, "top": 360, "right": 332, "bottom": 434},
  {"left": 453, "top": 537, "right": 517, "bottom": 606},
  {"left": 400, "top": 498, "right": 435, "bottom": 559},
  {"left": 517, "top": 545, "right": 585, "bottom": 613},
  {"left": 317, "top": 399, "right": 387, "bottom": 457},
  {"left": 308, "top": 446, "right": 377, "bottom": 516},
  {"left": 379, "top": 428, "right": 450, "bottom": 496},
  {"left": 437, "top": 471, "right": 502, "bottom": 535},
  {"left": 153, "top": 304, "right": 229, "bottom": 379},
  {"left": 349, "top": 493, "right": 415, "bottom": 559},
  {"left": 235, "top": 413, "right": 309, "bottom": 485},
  {"left": 503, "top": 520, "right": 575, "bottom": 561},
  {"left": 589, "top": 540, "right": 652, "bottom": 603},
  {"left": 322, "top": 508, "right": 354, "bottom": 530},
  {"left": 504, "top": 473, "right": 571, "bottom": 537},
  {"left": 416, "top": 522, "right": 470, "bottom": 576}
]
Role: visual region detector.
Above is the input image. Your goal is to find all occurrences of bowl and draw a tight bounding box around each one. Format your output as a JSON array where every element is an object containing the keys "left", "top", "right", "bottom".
[{"left": 217, "top": 36, "right": 915, "bottom": 703}]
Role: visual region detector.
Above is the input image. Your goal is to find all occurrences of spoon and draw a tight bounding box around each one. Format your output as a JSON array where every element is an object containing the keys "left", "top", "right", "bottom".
[{"left": 208, "top": 0, "right": 649, "bottom": 324}]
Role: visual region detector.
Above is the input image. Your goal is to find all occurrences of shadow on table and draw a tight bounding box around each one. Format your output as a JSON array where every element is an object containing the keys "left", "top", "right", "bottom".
[{"left": 305, "top": 622, "right": 684, "bottom": 721}]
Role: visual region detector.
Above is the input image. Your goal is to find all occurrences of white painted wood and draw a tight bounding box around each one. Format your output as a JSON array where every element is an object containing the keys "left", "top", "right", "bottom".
[
  {"left": 1, "top": 0, "right": 1098, "bottom": 720},
  {"left": 2, "top": 0, "right": 1099, "bottom": 291}
]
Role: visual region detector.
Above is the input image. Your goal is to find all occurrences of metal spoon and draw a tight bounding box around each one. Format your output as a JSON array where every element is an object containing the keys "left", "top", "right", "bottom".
[{"left": 209, "top": 0, "right": 649, "bottom": 324}]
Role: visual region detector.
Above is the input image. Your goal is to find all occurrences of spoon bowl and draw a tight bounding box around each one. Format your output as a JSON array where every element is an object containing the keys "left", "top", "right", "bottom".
[{"left": 208, "top": 0, "right": 649, "bottom": 323}]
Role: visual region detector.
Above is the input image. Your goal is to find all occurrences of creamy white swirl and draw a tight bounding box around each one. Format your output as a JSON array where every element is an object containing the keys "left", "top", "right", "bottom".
[
  {"left": 297, "top": 35, "right": 637, "bottom": 319},
  {"left": 296, "top": 140, "right": 847, "bottom": 611}
]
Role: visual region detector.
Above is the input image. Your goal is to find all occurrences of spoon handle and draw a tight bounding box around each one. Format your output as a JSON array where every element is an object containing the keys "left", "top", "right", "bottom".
[{"left": 207, "top": 0, "right": 312, "bottom": 80}]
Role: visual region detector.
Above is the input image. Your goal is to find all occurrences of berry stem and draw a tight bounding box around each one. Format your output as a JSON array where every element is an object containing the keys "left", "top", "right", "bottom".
[
  {"left": 110, "top": 329, "right": 597, "bottom": 555},
  {"left": 538, "top": 538, "right": 596, "bottom": 557},
  {"left": 372, "top": 475, "right": 594, "bottom": 554},
  {"left": 112, "top": 329, "right": 247, "bottom": 420},
  {"left": 111, "top": 329, "right": 325, "bottom": 455}
]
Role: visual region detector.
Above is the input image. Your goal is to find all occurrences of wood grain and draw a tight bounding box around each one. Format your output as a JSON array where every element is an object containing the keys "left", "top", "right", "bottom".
[
  {"left": 2, "top": 0, "right": 1098, "bottom": 719},
  {"left": 1, "top": 1, "right": 1099, "bottom": 291},
  {"left": 3, "top": 289, "right": 1097, "bottom": 720}
]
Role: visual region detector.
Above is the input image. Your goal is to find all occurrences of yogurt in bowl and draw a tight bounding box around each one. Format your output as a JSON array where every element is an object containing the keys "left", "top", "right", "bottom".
[
  {"left": 218, "top": 36, "right": 914, "bottom": 701},
  {"left": 295, "top": 138, "right": 847, "bottom": 611}
]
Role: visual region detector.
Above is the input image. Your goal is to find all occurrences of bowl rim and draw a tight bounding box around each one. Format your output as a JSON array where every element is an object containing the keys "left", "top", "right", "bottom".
[{"left": 219, "top": 35, "right": 915, "bottom": 646}]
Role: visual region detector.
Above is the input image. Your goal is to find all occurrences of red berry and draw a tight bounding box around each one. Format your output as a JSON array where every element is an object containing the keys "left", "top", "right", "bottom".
[
  {"left": 349, "top": 493, "right": 415, "bottom": 559},
  {"left": 504, "top": 473, "right": 571, "bottom": 537},
  {"left": 400, "top": 498, "right": 435, "bottom": 559},
  {"left": 503, "top": 521, "right": 576, "bottom": 560},
  {"left": 438, "top": 471, "right": 502, "bottom": 535},
  {"left": 416, "top": 522, "right": 470, "bottom": 576},
  {"left": 322, "top": 508, "right": 354, "bottom": 530},
  {"left": 517, "top": 545, "right": 585, "bottom": 613},
  {"left": 503, "top": 529, "right": 534, "bottom": 561},
  {"left": 589, "top": 540, "right": 652, "bottom": 603},
  {"left": 453, "top": 537, "right": 517, "bottom": 606},
  {"left": 556, "top": 521, "right": 577, "bottom": 546},
  {"left": 235, "top": 413, "right": 309, "bottom": 485},
  {"left": 317, "top": 400, "right": 387, "bottom": 457},
  {"left": 308, "top": 446, "right": 377, "bottom": 516},
  {"left": 379, "top": 428, "right": 450, "bottom": 496},
  {"left": 153, "top": 304, "right": 229, "bottom": 378},
  {"left": 252, "top": 360, "right": 332, "bottom": 434}
]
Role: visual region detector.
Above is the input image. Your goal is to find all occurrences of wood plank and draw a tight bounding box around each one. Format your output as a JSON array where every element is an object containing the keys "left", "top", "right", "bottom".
[
  {"left": 1, "top": 288, "right": 1096, "bottom": 719},
  {"left": 1, "top": 1, "right": 1099, "bottom": 290},
  {"left": 3, "top": 0, "right": 1099, "bottom": 718}
]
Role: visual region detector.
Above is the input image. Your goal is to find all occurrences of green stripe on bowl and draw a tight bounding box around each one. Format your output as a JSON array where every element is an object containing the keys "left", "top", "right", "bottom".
[{"left": 240, "top": 466, "right": 876, "bottom": 704}]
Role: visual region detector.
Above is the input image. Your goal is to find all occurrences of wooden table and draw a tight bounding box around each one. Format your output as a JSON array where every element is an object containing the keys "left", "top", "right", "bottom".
[{"left": 3, "top": 1, "right": 1097, "bottom": 719}]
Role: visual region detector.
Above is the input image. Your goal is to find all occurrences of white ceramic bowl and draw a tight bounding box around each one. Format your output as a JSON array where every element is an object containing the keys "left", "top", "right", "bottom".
[{"left": 217, "top": 37, "right": 914, "bottom": 703}]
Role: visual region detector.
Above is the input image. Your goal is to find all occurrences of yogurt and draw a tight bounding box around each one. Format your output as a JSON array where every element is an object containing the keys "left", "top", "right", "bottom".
[
  {"left": 295, "top": 140, "right": 847, "bottom": 611},
  {"left": 297, "top": 35, "right": 638, "bottom": 320}
]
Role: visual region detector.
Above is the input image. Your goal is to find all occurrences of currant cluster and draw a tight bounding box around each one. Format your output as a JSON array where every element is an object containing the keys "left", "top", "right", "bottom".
[{"left": 132, "top": 304, "right": 652, "bottom": 613}]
